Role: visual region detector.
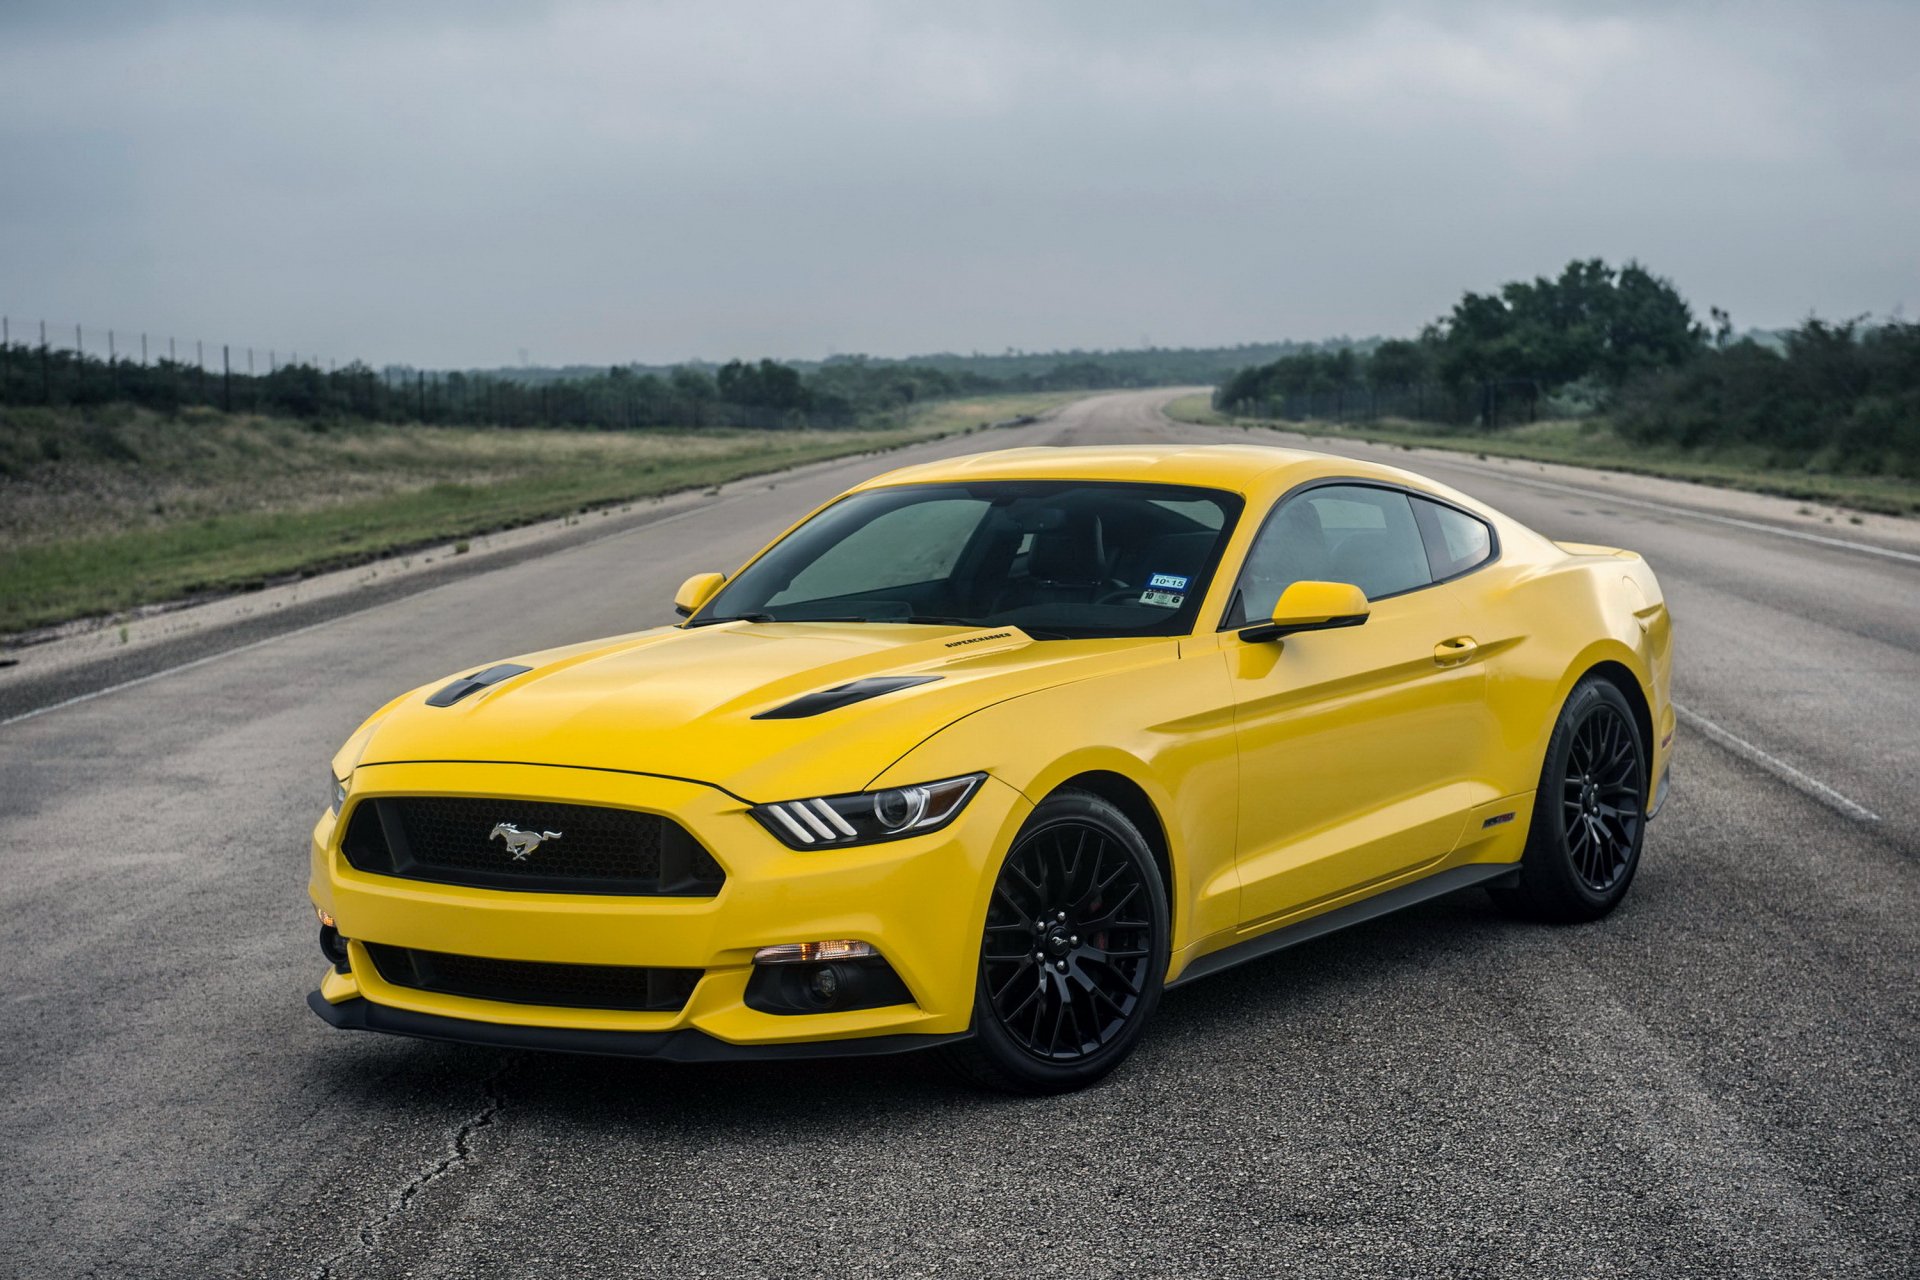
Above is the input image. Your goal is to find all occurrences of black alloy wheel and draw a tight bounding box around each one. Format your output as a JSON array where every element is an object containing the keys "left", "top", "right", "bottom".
[
  {"left": 1492, "top": 674, "right": 1649, "bottom": 923},
  {"left": 943, "top": 789, "right": 1169, "bottom": 1093},
  {"left": 1563, "top": 701, "right": 1643, "bottom": 892}
]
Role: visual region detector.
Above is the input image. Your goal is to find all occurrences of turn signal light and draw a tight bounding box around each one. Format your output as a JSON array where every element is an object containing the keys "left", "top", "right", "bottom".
[{"left": 753, "top": 939, "right": 877, "bottom": 965}]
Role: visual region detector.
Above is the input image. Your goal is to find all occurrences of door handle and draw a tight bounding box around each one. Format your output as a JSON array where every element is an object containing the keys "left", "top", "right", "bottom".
[{"left": 1433, "top": 636, "right": 1478, "bottom": 666}]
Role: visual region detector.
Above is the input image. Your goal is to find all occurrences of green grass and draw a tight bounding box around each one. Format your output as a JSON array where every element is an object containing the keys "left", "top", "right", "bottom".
[
  {"left": 0, "top": 393, "right": 1076, "bottom": 636},
  {"left": 1162, "top": 394, "right": 1920, "bottom": 515}
]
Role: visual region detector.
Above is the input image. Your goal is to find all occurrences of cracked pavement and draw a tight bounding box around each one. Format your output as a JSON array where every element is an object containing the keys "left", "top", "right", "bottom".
[{"left": 1, "top": 391, "right": 1914, "bottom": 1278}]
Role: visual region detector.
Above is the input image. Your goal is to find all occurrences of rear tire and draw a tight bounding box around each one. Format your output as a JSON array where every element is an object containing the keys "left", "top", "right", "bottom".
[
  {"left": 940, "top": 789, "right": 1170, "bottom": 1094},
  {"left": 1491, "top": 675, "right": 1648, "bottom": 923}
]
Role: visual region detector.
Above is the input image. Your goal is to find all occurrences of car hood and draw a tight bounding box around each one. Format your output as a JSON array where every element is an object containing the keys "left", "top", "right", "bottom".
[{"left": 351, "top": 621, "right": 1173, "bottom": 800}]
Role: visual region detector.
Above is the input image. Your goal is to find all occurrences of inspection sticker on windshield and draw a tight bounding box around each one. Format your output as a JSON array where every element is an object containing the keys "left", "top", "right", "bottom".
[
  {"left": 1148, "top": 573, "right": 1189, "bottom": 591},
  {"left": 1139, "top": 588, "right": 1185, "bottom": 608}
]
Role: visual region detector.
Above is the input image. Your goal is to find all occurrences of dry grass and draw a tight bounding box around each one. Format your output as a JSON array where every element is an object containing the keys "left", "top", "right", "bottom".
[
  {"left": 0, "top": 393, "right": 1074, "bottom": 635},
  {"left": 1163, "top": 395, "right": 1920, "bottom": 515}
]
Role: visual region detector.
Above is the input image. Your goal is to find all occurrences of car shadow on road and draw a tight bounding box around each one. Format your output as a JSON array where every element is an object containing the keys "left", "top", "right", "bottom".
[{"left": 307, "top": 887, "right": 1532, "bottom": 1132}]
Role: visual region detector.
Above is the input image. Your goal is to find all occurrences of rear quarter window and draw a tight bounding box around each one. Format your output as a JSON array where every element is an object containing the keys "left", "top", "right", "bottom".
[{"left": 1411, "top": 497, "right": 1495, "bottom": 580}]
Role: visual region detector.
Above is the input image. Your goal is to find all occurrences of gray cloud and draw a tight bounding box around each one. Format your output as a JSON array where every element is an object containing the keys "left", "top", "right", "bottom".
[{"left": 1, "top": 0, "right": 1914, "bottom": 367}]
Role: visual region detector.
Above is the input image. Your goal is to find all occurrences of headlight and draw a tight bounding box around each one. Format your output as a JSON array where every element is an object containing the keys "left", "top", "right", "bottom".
[
  {"left": 750, "top": 773, "right": 985, "bottom": 848},
  {"left": 330, "top": 772, "right": 348, "bottom": 815}
]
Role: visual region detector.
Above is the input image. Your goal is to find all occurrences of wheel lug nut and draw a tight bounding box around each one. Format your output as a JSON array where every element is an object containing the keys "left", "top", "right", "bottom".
[
  {"left": 1057, "top": 911, "right": 1067, "bottom": 921},
  {"left": 1070, "top": 936, "right": 1079, "bottom": 945},
  {"left": 1055, "top": 961, "right": 1067, "bottom": 972}
]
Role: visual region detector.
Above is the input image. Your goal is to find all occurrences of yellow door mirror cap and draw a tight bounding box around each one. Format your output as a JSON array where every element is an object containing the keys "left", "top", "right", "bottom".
[
  {"left": 673, "top": 571, "right": 728, "bottom": 618},
  {"left": 1240, "top": 580, "right": 1371, "bottom": 643}
]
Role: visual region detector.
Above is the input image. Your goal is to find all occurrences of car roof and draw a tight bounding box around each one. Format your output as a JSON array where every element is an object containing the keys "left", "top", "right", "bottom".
[{"left": 855, "top": 443, "right": 1428, "bottom": 498}]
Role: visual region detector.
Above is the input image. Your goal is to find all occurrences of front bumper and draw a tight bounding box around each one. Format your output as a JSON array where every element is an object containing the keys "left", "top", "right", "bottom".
[{"left": 309, "top": 760, "right": 1028, "bottom": 1054}]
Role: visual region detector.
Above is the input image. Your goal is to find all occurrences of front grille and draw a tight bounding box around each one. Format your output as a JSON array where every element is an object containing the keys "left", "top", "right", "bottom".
[
  {"left": 364, "top": 943, "right": 700, "bottom": 1012},
  {"left": 341, "top": 797, "right": 724, "bottom": 896}
]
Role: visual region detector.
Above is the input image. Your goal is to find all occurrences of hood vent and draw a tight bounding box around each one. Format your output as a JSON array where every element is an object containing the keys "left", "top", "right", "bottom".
[
  {"left": 425, "top": 662, "right": 533, "bottom": 708},
  {"left": 753, "top": 674, "right": 941, "bottom": 720}
]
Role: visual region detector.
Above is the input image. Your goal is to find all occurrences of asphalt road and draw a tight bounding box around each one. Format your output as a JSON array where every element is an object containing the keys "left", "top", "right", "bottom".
[{"left": 2, "top": 390, "right": 1914, "bottom": 1278}]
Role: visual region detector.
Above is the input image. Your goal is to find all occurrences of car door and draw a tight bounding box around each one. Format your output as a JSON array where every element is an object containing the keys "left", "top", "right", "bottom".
[{"left": 1225, "top": 482, "right": 1489, "bottom": 928}]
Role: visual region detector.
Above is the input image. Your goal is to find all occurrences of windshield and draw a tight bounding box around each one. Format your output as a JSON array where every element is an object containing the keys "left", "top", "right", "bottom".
[{"left": 694, "top": 481, "right": 1243, "bottom": 639}]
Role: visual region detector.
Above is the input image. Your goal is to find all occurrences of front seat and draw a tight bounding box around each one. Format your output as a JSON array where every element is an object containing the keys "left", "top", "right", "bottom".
[{"left": 996, "top": 515, "right": 1107, "bottom": 611}]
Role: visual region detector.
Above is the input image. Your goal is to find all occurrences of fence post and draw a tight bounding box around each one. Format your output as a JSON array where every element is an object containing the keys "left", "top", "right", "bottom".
[
  {"left": 223, "top": 344, "right": 232, "bottom": 412},
  {"left": 40, "top": 320, "right": 50, "bottom": 403}
]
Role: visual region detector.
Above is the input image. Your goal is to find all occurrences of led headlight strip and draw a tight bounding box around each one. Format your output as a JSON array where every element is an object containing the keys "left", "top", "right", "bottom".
[{"left": 750, "top": 773, "right": 985, "bottom": 849}]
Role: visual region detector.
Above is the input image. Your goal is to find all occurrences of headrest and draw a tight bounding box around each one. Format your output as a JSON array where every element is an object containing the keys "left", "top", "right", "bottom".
[{"left": 1029, "top": 515, "right": 1105, "bottom": 583}]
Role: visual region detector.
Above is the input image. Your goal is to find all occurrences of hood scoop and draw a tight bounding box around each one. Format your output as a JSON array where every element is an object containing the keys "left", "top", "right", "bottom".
[
  {"left": 425, "top": 662, "right": 533, "bottom": 708},
  {"left": 753, "top": 675, "right": 941, "bottom": 721}
]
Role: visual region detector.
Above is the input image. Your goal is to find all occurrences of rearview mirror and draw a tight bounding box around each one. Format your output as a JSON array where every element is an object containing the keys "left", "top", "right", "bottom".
[
  {"left": 1238, "top": 580, "right": 1370, "bottom": 643},
  {"left": 674, "top": 571, "right": 727, "bottom": 618}
]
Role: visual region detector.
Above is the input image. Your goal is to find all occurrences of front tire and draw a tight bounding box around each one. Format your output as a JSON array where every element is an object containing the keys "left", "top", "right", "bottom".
[
  {"left": 941, "top": 789, "right": 1170, "bottom": 1094},
  {"left": 1492, "top": 675, "right": 1648, "bottom": 922}
]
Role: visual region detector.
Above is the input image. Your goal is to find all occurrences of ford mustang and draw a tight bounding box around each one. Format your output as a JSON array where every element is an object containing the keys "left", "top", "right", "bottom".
[{"left": 308, "top": 444, "right": 1674, "bottom": 1092}]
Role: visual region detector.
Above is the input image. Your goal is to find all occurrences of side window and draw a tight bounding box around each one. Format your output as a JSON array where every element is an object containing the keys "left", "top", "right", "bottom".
[
  {"left": 1410, "top": 497, "right": 1494, "bottom": 580},
  {"left": 1229, "top": 484, "right": 1433, "bottom": 622}
]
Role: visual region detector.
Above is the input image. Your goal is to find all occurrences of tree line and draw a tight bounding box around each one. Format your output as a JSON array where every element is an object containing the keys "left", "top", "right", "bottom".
[
  {"left": 1216, "top": 258, "right": 1918, "bottom": 478},
  {"left": 0, "top": 329, "right": 1321, "bottom": 432}
]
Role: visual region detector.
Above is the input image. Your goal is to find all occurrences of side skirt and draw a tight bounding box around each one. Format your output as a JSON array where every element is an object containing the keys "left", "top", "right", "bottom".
[{"left": 1166, "top": 863, "right": 1521, "bottom": 989}]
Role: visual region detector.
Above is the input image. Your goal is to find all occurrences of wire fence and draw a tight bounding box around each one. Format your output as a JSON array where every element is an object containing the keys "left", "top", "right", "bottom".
[
  {"left": 0, "top": 315, "right": 855, "bottom": 431},
  {"left": 1218, "top": 379, "right": 1546, "bottom": 428}
]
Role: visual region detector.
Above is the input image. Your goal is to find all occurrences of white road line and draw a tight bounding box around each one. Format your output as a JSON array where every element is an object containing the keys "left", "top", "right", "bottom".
[
  {"left": 0, "top": 496, "right": 743, "bottom": 732},
  {"left": 0, "top": 425, "right": 994, "bottom": 731},
  {"left": 1455, "top": 470, "right": 1920, "bottom": 566},
  {"left": 1672, "top": 701, "right": 1880, "bottom": 823},
  {"left": 0, "top": 614, "right": 352, "bottom": 729},
  {"left": 1200, "top": 408, "right": 1920, "bottom": 567}
]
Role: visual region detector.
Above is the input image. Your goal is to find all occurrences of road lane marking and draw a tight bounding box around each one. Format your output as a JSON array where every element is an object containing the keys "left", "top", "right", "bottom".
[
  {"left": 1191, "top": 408, "right": 1920, "bottom": 566},
  {"left": 0, "top": 497, "right": 743, "bottom": 731},
  {"left": 1456, "top": 471, "right": 1920, "bottom": 566},
  {"left": 0, "top": 414, "right": 1037, "bottom": 731},
  {"left": 1672, "top": 701, "right": 1880, "bottom": 823},
  {"left": 0, "top": 614, "right": 352, "bottom": 729}
]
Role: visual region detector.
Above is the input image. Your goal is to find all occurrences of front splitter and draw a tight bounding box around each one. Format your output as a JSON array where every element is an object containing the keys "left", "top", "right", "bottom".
[{"left": 308, "top": 991, "right": 968, "bottom": 1062}]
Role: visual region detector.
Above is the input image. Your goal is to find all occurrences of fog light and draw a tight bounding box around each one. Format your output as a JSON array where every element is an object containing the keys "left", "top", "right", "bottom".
[
  {"left": 744, "top": 945, "right": 913, "bottom": 1015},
  {"left": 318, "top": 922, "right": 351, "bottom": 973},
  {"left": 753, "top": 939, "right": 876, "bottom": 965}
]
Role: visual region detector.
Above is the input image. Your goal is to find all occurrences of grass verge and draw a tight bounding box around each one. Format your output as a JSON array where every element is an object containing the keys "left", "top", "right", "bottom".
[
  {"left": 1161, "top": 393, "right": 1920, "bottom": 515},
  {"left": 0, "top": 393, "right": 1076, "bottom": 637}
]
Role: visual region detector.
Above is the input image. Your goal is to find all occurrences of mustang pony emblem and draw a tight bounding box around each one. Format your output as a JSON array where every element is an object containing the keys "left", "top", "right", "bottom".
[{"left": 489, "top": 822, "right": 562, "bottom": 861}]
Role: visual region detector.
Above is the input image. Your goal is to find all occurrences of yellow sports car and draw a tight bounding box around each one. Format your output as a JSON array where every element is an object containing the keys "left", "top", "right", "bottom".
[{"left": 309, "top": 444, "right": 1673, "bottom": 1091}]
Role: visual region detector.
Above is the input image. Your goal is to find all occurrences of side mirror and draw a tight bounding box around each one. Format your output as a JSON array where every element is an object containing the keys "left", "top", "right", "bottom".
[
  {"left": 674, "top": 571, "right": 727, "bottom": 618},
  {"left": 1238, "top": 580, "right": 1370, "bottom": 643}
]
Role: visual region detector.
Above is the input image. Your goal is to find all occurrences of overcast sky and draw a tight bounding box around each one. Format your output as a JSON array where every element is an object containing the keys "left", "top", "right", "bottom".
[{"left": 1, "top": 0, "right": 1915, "bottom": 368}]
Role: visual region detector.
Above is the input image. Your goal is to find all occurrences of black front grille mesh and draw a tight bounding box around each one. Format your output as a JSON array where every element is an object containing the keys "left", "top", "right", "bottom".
[
  {"left": 364, "top": 944, "right": 700, "bottom": 1012},
  {"left": 342, "top": 796, "right": 724, "bottom": 896}
]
